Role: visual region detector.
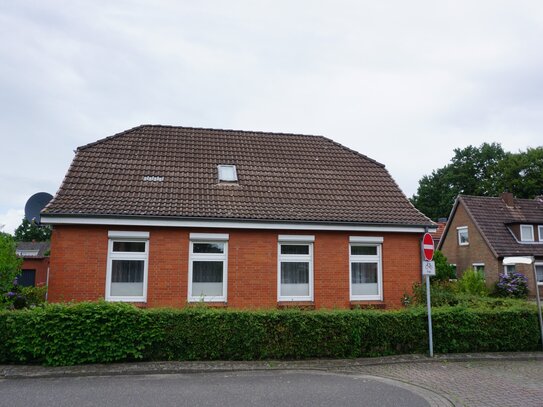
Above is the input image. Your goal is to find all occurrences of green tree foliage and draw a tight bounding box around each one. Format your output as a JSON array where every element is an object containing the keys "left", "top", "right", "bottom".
[
  {"left": 411, "top": 144, "right": 543, "bottom": 220},
  {"left": 14, "top": 218, "right": 52, "bottom": 242},
  {"left": 431, "top": 250, "right": 456, "bottom": 281},
  {"left": 0, "top": 232, "right": 22, "bottom": 294}
]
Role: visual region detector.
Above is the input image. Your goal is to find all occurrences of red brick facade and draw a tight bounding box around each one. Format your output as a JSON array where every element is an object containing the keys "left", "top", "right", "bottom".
[{"left": 48, "top": 225, "right": 423, "bottom": 309}]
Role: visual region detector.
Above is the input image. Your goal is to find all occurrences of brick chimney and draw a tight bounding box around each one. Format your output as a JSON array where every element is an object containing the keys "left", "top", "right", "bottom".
[{"left": 501, "top": 192, "right": 514, "bottom": 206}]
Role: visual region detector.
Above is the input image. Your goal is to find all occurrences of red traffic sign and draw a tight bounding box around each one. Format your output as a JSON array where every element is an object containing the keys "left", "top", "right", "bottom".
[{"left": 422, "top": 233, "right": 434, "bottom": 261}]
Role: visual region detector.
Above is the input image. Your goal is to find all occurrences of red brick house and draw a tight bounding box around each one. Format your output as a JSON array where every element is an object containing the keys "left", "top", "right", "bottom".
[
  {"left": 438, "top": 193, "right": 543, "bottom": 294},
  {"left": 15, "top": 242, "right": 50, "bottom": 287},
  {"left": 41, "top": 125, "right": 434, "bottom": 309}
]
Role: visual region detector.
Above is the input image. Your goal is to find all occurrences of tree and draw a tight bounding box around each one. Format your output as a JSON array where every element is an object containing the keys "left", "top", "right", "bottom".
[
  {"left": 14, "top": 218, "right": 52, "bottom": 242},
  {"left": 411, "top": 143, "right": 542, "bottom": 220},
  {"left": 0, "top": 232, "right": 22, "bottom": 294},
  {"left": 431, "top": 250, "right": 456, "bottom": 281}
]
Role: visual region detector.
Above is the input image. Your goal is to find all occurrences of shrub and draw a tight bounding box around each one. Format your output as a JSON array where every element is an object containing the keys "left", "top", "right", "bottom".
[
  {"left": 412, "top": 281, "right": 459, "bottom": 307},
  {"left": 0, "top": 232, "right": 22, "bottom": 295},
  {"left": 457, "top": 268, "right": 488, "bottom": 296},
  {"left": 431, "top": 250, "right": 456, "bottom": 281},
  {"left": 0, "top": 302, "right": 540, "bottom": 366},
  {"left": 495, "top": 272, "right": 529, "bottom": 298}
]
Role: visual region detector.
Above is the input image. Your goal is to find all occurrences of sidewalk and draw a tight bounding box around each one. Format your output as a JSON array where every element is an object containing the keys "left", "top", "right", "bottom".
[{"left": 1, "top": 352, "right": 541, "bottom": 379}]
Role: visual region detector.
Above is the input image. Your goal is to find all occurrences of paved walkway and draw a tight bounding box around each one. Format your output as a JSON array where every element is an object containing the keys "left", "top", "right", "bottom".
[{"left": 2, "top": 353, "right": 542, "bottom": 406}]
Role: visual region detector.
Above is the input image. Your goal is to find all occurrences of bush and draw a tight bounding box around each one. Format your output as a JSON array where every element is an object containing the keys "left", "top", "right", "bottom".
[
  {"left": 412, "top": 281, "right": 459, "bottom": 307},
  {"left": 431, "top": 250, "right": 456, "bottom": 281},
  {"left": 0, "top": 302, "right": 540, "bottom": 366},
  {"left": 495, "top": 272, "right": 529, "bottom": 298},
  {"left": 457, "top": 268, "right": 488, "bottom": 296}
]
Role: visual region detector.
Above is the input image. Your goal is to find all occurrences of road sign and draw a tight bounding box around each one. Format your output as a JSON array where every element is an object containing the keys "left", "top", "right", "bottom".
[
  {"left": 422, "top": 233, "right": 434, "bottom": 261},
  {"left": 422, "top": 260, "right": 436, "bottom": 276}
]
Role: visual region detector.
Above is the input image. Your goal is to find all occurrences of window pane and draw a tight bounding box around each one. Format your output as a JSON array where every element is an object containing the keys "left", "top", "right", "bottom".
[
  {"left": 192, "top": 261, "right": 224, "bottom": 297},
  {"left": 113, "top": 241, "right": 146, "bottom": 252},
  {"left": 111, "top": 260, "right": 144, "bottom": 296},
  {"left": 218, "top": 165, "right": 237, "bottom": 181},
  {"left": 280, "top": 245, "right": 309, "bottom": 255},
  {"left": 505, "top": 265, "right": 515, "bottom": 275},
  {"left": 351, "top": 262, "right": 378, "bottom": 295},
  {"left": 521, "top": 225, "right": 534, "bottom": 241},
  {"left": 458, "top": 229, "right": 469, "bottom": 244},
  {"left": 536, "top": 265, "right": 543, "bottom": 283},
  {"left": 193, "top": 243, "right": 224, "bottom": 254},
  {"left": 280, "top": 262, "right": 309, "bottom": 296},
  {"left": 351, "top": 246, "right": 377, "bottom": 256}
]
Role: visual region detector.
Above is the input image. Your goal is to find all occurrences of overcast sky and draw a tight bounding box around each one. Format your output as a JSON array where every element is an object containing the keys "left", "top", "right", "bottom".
[{"left": 1, "top": 1, "right": 543, "bottom": 234}]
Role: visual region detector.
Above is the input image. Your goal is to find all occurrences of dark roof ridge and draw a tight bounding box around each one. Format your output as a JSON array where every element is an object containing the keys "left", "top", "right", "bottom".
[
  {"left": 314, "top": 136, "right": 385, "bottom": 168},
  {"left": 76, "top": 124, "right": 334, "bottom": 152},
  {"left": 77, "top": 125, "right": 148, "bottom": 151}
]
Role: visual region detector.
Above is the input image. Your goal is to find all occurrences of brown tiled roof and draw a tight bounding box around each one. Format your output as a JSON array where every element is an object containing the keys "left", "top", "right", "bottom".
[
  {"left": 458, "top": 195, "right": 543, "bottom": 257},
  {"left": 43, "top": 125, "right": 432, "bottom": 226},
  {"left": 16, "top": 241, "right": 50, "bottom": 258}
]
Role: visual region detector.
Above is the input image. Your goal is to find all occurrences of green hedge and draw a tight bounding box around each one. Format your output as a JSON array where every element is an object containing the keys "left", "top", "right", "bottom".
[{"left": 0, "top": 302, "right": 540, "bottom": 366}]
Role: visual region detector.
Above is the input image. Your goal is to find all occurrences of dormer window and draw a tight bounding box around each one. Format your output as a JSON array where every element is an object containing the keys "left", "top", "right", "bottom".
[
  {"left": 218, "top": 165, "right": 237, "bottom": 182},
  {"left": 520, "top": 225, "right": 534, "bottom": 242}
]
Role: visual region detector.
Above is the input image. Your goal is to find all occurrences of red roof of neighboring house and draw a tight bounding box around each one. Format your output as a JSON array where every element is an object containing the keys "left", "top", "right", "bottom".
[
  {"left": 43, "top": 125, "right": 433, "bottom": 226},
  {"left": 430, "top": 221, "right": 447, "bottom": 243}
]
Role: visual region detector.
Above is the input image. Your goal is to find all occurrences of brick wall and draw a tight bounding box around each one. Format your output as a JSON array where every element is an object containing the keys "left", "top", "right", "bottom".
[
  {"left": 440, "top": 203, "right": 500, "bottom": 287},
  {"left": 48, "top": 225, "right": 423, "bottom": 309}
]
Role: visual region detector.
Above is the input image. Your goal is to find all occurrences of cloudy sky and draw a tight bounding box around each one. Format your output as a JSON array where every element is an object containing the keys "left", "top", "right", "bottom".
[{"left": 1, "top": 1, "right": 542, "bottom": 233}]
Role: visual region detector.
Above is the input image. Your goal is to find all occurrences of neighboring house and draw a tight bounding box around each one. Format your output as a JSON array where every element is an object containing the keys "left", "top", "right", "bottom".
[
  {"left": 41, "top": 125, "right": 434, "bottom": 309},
  {"left": 15, "top": 241, "right": 50, "bottom": 287},
  {"left": 438, "top": 193, "right": 543, "bottom": 294},
  {"left": 430, "top": 219, "right": 447, "bottom": 247}
]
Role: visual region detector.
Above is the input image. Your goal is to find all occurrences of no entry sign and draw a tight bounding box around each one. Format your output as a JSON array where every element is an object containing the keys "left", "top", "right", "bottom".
[{"left": 422, "top": 233, "right": 434, "bottom": 261}]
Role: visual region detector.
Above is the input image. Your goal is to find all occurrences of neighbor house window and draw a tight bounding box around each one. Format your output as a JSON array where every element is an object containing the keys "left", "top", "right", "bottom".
[
  {"left": 450, "top": 264, "right": 457, "bottom": 279},
  {"left": 504, "top": 265, "right": 516, "bottom": 275},
  {"left": 277, "top": 235, "right": 314, "bottom": 301},
  {"left": 538, "top": 226, "right": 543, "bottom": 242},
  {"left": 217, "top": 165, "right": 237, "bottom": 182},
  {"left": 520, "top": 225, "right": 534, "bottom": 242},
  {"left": 349, "top": 236, "right": 383, "bottom": 301},
  {"left": 457, "top": 226, "right": 469, "bottom": 246},
  {"left": 106, "top": 231, "right": 149, "bottom": 302},
  {"left": 473, "top": 263, "right": 485, "bottom": 279},
  {"left": 188, "top": 233, "right": 228, "bottom": 302},
  {"left": 536, "top": 263, "right": 543, "bottom": 286}
]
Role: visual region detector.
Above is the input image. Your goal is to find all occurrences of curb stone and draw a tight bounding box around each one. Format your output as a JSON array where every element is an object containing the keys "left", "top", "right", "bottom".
[{"left": 0, "top": 352, "right": 541, "bottom": 380}]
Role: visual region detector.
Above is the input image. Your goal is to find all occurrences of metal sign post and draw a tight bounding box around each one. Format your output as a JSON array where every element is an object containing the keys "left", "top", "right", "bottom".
[{"left": 421, "top": 231, "right": 435, "bottom": 357}]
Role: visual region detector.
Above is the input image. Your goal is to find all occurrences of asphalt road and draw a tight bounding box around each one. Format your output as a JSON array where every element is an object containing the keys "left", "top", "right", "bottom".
[{"left": 0, "top": 371, "right": 430, "bottom": 407}]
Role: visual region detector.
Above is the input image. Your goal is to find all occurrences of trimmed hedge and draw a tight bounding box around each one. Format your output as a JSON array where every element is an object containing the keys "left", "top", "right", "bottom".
[{"left": 0, "top": 302, "right": 540, "bottom": 366}]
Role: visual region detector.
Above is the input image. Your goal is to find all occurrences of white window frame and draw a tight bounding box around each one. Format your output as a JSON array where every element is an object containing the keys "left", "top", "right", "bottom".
[
  {"left": 349, "top": 236, "right": 383, "bottom": 301},
  {"left": 277, "top": 235, "right": 314, "bottom": 302},
  {"left": 188, "top": 233, "right": 229, "bottom": 302},
  {"left": 535, "top": 262, "right": 543, "bottom": 286},
  {"left": 520, "top": 224, "right": 534, "bottom": 242},
  {"left": 538, "top": 225, "right": 543, "bottom": 242},
  {"left": 106, "top": 231, "right": 149, "bottom": 302},
  {"left": 217, "top": 165, "right": 238, "bottom": 182},
  {"left": 503, "top": 264, "right": 516, "bottom": 275},
  {"left": 457, "top": 226, "right": 469, "bottom": 246},
  {"left": 472, "top": 262, "right": 485, "bottom": 278}
]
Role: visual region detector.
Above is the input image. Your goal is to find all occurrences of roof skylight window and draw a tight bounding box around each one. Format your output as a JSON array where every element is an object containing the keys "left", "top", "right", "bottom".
[{"left": 218, "top": 165, "right": 238, "bottom": 182}]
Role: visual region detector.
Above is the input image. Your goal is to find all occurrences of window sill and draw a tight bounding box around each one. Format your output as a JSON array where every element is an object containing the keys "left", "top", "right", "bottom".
[{"left": 350, "top": 301, "right": 386, "bottom": 310}]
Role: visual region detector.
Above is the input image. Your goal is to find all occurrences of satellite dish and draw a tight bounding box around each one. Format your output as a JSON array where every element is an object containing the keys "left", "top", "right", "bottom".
[{"left": 24, "top": 192, "right": 53, "bottom": 225}]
